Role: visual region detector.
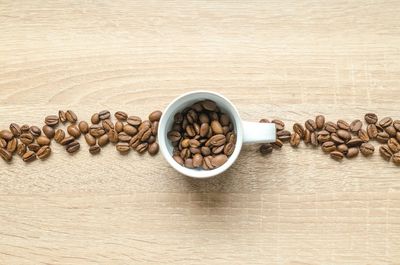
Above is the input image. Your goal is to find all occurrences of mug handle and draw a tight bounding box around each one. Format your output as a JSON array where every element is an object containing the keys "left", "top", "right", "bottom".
[{"left": 242, "top": 121, "right": 276, "bottom": 144}]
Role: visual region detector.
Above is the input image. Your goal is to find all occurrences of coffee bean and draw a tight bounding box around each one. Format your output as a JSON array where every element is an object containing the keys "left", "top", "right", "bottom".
[
  {"left": 330, "top": 151, "right": 344, "bottom": 161},
  {"left": 316, "top": 115, "right": 325, "bottom": 130},
  {"left": 42, "top": 125, "right": 55, "bottom": 139},
  {"left": 317, "top": 130, "right": 330, "bottom": 143},
  {"left": 192, "top": 153, "right": 203, "bottom": 168},
  {"left": 224, "top": 142, "right": 235, "bottom": 156},
  {"left": 259, "top": 118, "right": 270, "bottom": 123},
  {"left": 186, "top": 109, "right": 198, "bottom": 124},
  {"left": 89, "top": 125, "right": 106, "bottom": 138},
  {"left": 17, "top": 143, "right": 27, "bottom": 157},
  {"left": 191, "top": 102, "right": 203, "bottom": 112},
  {"left": 203, "top": 156, "right": 214, "bottom": 169},
  {"left": 174, "top": 113, "right": 184, "bottom": 124},
  {"left": 293, "top": 123, "right": 305, "bottom": 138},
  {"left": 337, "top": 120, "right": 350, "bottom": 130},
  {"left": 393, "top": 152, "right": 400, "bottom": 165},
  {"left": 98, "top": 134, "right": 109, "bottom": 147},
  {"left": 115, "top": 121, "right": 124, "bottom": 133},
  {"left": 0, "top": 147, "right": 12, "bottom": 162},
  {"left": 304, "top": 129, "right": 311, "bottom": 144},
  {"left": 183, "top": 158, "right": 194, "bottom": 168},
  {"left": 350, "top": 119, "right": 362, "bottom": 133},
  {"left": 148, "top": 142, "right": 159, "bottom": 156},
  {"left": 60, "top": 136, "right": 75, "bottom": 146},
  {"left": 9, "top": 123, "right": 21, "bottom": 137},
  {"left": 220, "top": 114, "right": 230, "bottom": 127},
  {"left": 20, "top": 133, "right": 34, "bottom": 145},
  {"left": 7, "top": 138, "right": 17, "bottom": 153},
  {"left": 151, "top": 121, "right": 159, "bottom": 136},
  {"left": 379, "top": 145, "right": 392, "bottom": 160},
  {"left": 346, "top": 147, "right": 359, "bottom": 158},
  {"left": 212, "top": 145, "right": 224, "bottom": 155},
  {"left": 305, "top": 119, "right": 317, "bottom": 132},
  {"left": 78, "top": 121, "right": 89, "bottom": 134},
  {"left": 290, "top": 133, "right": 301, "bottom": 147},
  {"left": 377, "top": 131, "right": 390, "bottom": 143},
  {"left": 129, "top": 135, "right": 141, "bottom": 149},
  {"left": 322, "top": 141, "right": 336, "bottom": 153},
  {"left": 37, "top": 136, "right": 50, "bottom": 146},
  {"left": 324, "top": 122, "right": 337, "bottom": 133},
  {"left": 115, "top": 111, "right": 128, "bottom": 121},
  {"left": 54, "top": 129, "right": 65, "bottom": 143},
  {"left": 360, "top": 143, "right": 374, "bottom": 156},
  {"left": 310, "top": 132, "right": 318, "bottom": 146},
  {"left": 0, "top": 130, "right": 14, "bottom": 141},
  {"left": 0, "top": 139, "right": 6, "bottom": 148},
  {"left": 259, "top": 143, "right": 273, "bottom": 154},
  {"left": 397, "top": 132, "right": 400, "bottom": 142},
  {"left": 272, "top": 119, "right": 285, "bottom": 131},
  {"left": 101, "top": 119, "right": 113, "bottom": 132},
  {"left": 136, "top": 142, "right": 148, "bottom": 153},
  {"left": 393, "top": 120, "right": 400, "bottom": 131},
  {"left": 65, "top": 110, "right": 78, "bottom": 123},
  {"left": 201, "top": 100, "right": 217, "bottom": 111},
  {"left": 379, "top": 117, "right": 392, "bottom": 128},
  {"left": 210, "top": 120, "right": 223, "bottom": 134},
  {"left": 89, "top": 145, "right": 101, "bottom": 155},
  {"left": 22, "top": 150, "right": 36, "bottom": 162},
  {"left": 358, "top": 129, "right": 369, "bottom": 142},
  {"left": 127, "top": 116, "right": 142, "bottom": 126},
  {"left": 30, "top": 126, "right": 41, "bottom": 137},
  {"left": 365, "top": 113, "right": 378, "bottom": 124},
  {"left": 337, "top": 144, "right": 348, "bottom": 154},
  {"left": 198, "top": 123, "right": 208, "bottom": 137},
  {"left": 347, "top": 137, "right": 363, "bottom": 147},
  {"left": 385, "top": 126, "right": 397, "bottom": 137},
  {"left": 36, "top": 146, "right": 51, "bottom": 160},
  {"left": 118, "top": 132, "right": 132, "bottom": 142},
  {"left": 188, "top": 139, "right": 200, "bottom": 148},
  {"left": 139, "top": 128, "right": 152, "bottom": 142},
  {"left": 367, "top": 124, "right": 378, "bottom": 139},
  {"left": 388, "top": 138, "right": 400, "bottom": 153},
  {"left": 180, "top": 148, "right": 190, "bottom": 159},
  {"left": 27, "top": 143, "right": 40, "bottom": 153},
  {"left": 66, "top": 141, "right": 80, "bottom": 153},
  {"left": 116, "top": 142, "right": 130, "bottom": 154},
  {"left": 122, "top": 124, "right": 137, "bottom": 136},
  {"left": 277, "top": 130, "right": 291, "bottom": 141},
  {"left": 211, "top": 154, "right": 228, "bottom": 168},
  {"left": 67, "top": 124, "right": 81, "bottom": 138},
  {"left": 84, "top": 133, "right": 96, "bottom": 146},
  {"left": 91, "top": 113, "right": 100, "bottom": 124},
  {"left": 173, "top": 155, "right": 184, "bottom": 165},
  {"left": 206, "top": 134, "right": 226, "bottom": 147},
  {"left": 199, "top": 146, "right": 210, "bottom": 156},
  {"left": 45, "top": 115, "right": 59, "bottom": 127},
  {"left": 337, "top": 130, "right": 351, "bottom": 142},
  {"left": 59, "top": 110, "right": 67, "bottom": 123},
  {"left": 98, "top": 110, "right": 110, "bottom": 120}
]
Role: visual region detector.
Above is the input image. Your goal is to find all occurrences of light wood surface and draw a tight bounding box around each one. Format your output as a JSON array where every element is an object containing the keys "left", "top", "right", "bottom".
[{"left": 1, "top": 1, "right": 400, "bottom": 264}]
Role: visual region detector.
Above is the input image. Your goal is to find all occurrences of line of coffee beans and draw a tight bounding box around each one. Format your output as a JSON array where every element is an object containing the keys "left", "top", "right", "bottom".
[
  {"left": 259, "top": 114, "right": 400, "bottom": 165},
  {"left": 167, "top": 100, "right": 236, "bottom": 170},
  {"left": 0, "top": 110, "right": 162, "bottom": 163}
]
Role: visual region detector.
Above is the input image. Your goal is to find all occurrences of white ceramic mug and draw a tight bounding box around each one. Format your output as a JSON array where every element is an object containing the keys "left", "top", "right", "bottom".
[{"left": 158, "top": 91, "right": 276, "bottom": 178}]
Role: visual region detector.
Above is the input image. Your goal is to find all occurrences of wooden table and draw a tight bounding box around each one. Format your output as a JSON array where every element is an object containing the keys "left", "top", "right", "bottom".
[{"left": 1, "top": 1, "right": 399, "bottom": 264}]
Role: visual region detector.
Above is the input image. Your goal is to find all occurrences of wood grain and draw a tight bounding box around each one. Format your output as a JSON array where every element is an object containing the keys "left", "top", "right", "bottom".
[{"left": 1, "top": 0, "right": 400, "bottom": 264}]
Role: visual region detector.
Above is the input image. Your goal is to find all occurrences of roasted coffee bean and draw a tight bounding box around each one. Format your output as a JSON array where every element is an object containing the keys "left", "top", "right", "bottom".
[
  {"left": 330, "top": 151, "right": 344, "bottom": 161},
  {"left": 151, "top": 121, "right": 159, "bottom": 136},
  {"left": 330, "top": 133, "right": 344, "bottom": 145},
  {"left": 350, "top": 119, "right": 362, "bottom": 133},
  {"left": 347, "top": 137, "right": 363, "bottom": 147},
  {"left": 388, "top": 138, "right": 400, "bottom": 153},
  {"left": 211, "top": 154, "right": 228, "bottom": 168},
  {"left": 191, "top": 102, "right": 203, "bottom": 112},
  {"left": 317, "top": 130, "right": 330, "bottom": 143},
  {"left": 321, "top": 141, "right": 336, "bottom": 153},
  {"left": 393, "top": 120, "right": 400, "bottom": 131},
  {"left": 109, "top": 129, "right": 121, "bottom": 143},
  {"left": 42, "top": 125, "right": 55, "bottom": 139},
  {"left": 202, "top": 156, "right": 214, "bottom": 169},
  {"left": 222, "top": 142, "right": 233, "bottom": 155},
  {"left": 0, "top": 147, "right": 12, "bottom": 162},
  {"left": 310, "top": 132, "right": 318, "bottom": 146},
  {"left": 45, "top": 115, "right": 59, "bottom": 127},
  {"left": 360, "top": 143, "right": 374, "bottom": 156},
  {"left": 272, "top": 119, "right": 285, "bottom": 131},
  {"left": 210, "top": 120, "right": 223, "bottom": 134},
  {"left": 66, "top": 141, "right": 80, "bottom": 153},
  {"left": 101, "top": 119, "right": 113, "bottom": 132},
  {"left": 337, "top": 120, "right": 350, "bottom": 130},
  {"left": 84, "top": 133, "right": 96, "bottom": 146},
  {"left": 30, "top": 126, "right": 41, "bottom": 137},
  {"left": 174, "top": 113, "right": 184, "bottom": 124},
  {"left": 290, "top": 133, "right": 301, "bottom": 147},
  {"left": 304, "top": 129, "right": 311, "bottom": 144},
  {"left": 67, "top": 124, "right": 81, "bottom": 138},
  {"left": 60, "top": 136, "right": 75, "bottom": 146},
  {"left": 367, "top": 124, "right": 378, "bottom": 139},
  {"left": 379, "top": 117, "right": 392, "bottom": 128},
  {"left": 377, "top": 131, "right": 390, "bottom": 143},
  {"left": 379, "top": 145, "right": 392, "bottom": 160},
  {"left": 17, "top": 143, "right": 27, "bottom": 156},
  {"left": 200, "top": 146, "right": 210, "bottom": 156},
  {"left": 136, "top": 142, "right": 148, "bottom": 153},
  {"left": 305, "top": 119, "right": 317, "bottom": 132},
  {"left": 116, "top": 142, "right": 130, "bottom": 154},
  {"left": 0, "top": 139, "right": 6, "bottom": 148},
  {"left": 9, "top": 123, "right": 21, "bottom": 137},
  {"left": 59, "top": 110, "right": 67, "bottom": 123},
  {"left": 98, "top": 110, "right": 110, "bottom": 120},
  {"left": 212, "top": 145, "right": 224, "bottom": 155},
  {"left": 199, "top": 123, "right": 209, "bottom": 137},
  {"left": 148, "top": 142, "right": 159, "bottom": 156},
  {"left": 397, "top": 132, "right": 400, "bottom": 142},
  {"left": 20, "top": 124, "right": 29, "bottom": 133},
  {"left": 385, "top": 126, "right": 397, "bottom": 137},
  {"left": 28, "top": 142, "right": 41, "bottom": 152},
  {"left": 192, "top": 153, "right": 203, "bottom": 168},
  {"left": 78, "top": 121, "right": 89, "bottom": 134},
  {"left": 118, "top": 132, "right": 132, "bottom": 142},
  {"left": 259, "top": 143, "right": 273, "bottom": 154},
  {"left": 37, "top": 136, "right": 50, "bottom": 146},
  {"left": 198, "top": 113, "right": 209, "bottom": 124},
  {"left": 259, "top": 118, "right": 270, "bottom": 123},
  {"left": 324, "top": 122, "right": 337, "bottom": 133},
  {"left": 89, "top": 125, "right": 106, "bottom": 138},
  {"left": 36, "top": 146, "right": 51, "bottom": 160},
  {"left": 365, "top": 113, "right": 378, "bottom": 124},
  {"left": 226, "top": 132, "right": 236, "bottom": 144},
  {"left": 115, "top": 111, "right": 128, "bottom": 121},
  {"left": 123, "top": 124, "right": 137, "bottom": 136},
  {"left": 337, "top": 144, "right": 348, "bottom": 154},
  {"left": 293, "top": 123, "right": 305, "bottom": 138},
  {"left": 376, "top": 123, "right": 385, "bottom": 132},
  {"left": 337, "top": 130, "right": 351, "bottom": 142},
  {"left": 0, "top": 130, "right": 14, "bottom": 141},
  {"left": 89, "top": 145, "right": 101, "bottom": 155},
  {"left": 184, "top": 125, "right": 195, "bottom": 137},
  {"left": 22, "top": 150, "right": 36, "bottom": 162},
  {"left": 129, "top": 135, "right": 141, "bottom": 149},
  {"left": 7, "top": 138, "right": 17, "bottom": 153},
  {"left": 184, "top": 158, "right": 194, "bottom": 168},
  {"left": 346, "top": 147, "right": 359, "bottom": 158},
  {"left": 65, "top": 110, "right": 78, "bottom": 123},
  {"left": 115, "top": 121, "right": 124, "bottom": 133},
  {"left": 186, "top": 109, "right": 198, "bottom": 124},
  {"left": 316, "top": 115, "right": 325, "bottom": 130},
  {"left": 173, "top": 155, "right": 184, "bottom": 166},
  {"left": 180, "top": 148, "right": 190, "bottom": 159},
  {"left": 138, "top": 120, "right": 151, "bottom": 131},
  {"left": 201, "top": 100, "right": 217, "bottom": 111},
  {"left": 391, "top": 151, "right": 400, "bottom": 165},
  {"left": 277, "top": 130, "right": 291, "bottom": 141},
  {"left": 206, "top": 134, "right": 226, "bottom": 147},
  {"left": 91, "top": 113, "right": 100, "bottom": 124},
  {"left": 98, "top": 134, "right": 109, "bottom": 147},
  {"left": 220, "top": 114, "right": 230, "bottom": 127},
  {"left": 127, "top": 116, "right": 142, "bottom": 126},
  {"left": 181, "top": 138, "right": 190, "bottom": 149},
  {"left": 189, "top": 139, "right": 200, "bottom": 148},
  {"left": 140, "top": 128, "right": 152, "bottom": 142},
  {"left": 20, "top": 133, "right": 34, "bottom": 145},
  {"left": 54, "top": 129, "right": 65, "bottom": 143},
  {"left": 358, "top": 129, "right": 369, "bottom": 142}
]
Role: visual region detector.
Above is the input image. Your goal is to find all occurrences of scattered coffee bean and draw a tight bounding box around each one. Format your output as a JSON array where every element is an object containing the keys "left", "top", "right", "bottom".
[
  {"left": 0, "top": 139, "right": 6, "bottom": 148},
  {"left": 277, "top": 130, "right": 291, "bottom": 141},
  {"left": 358, "top": 129, "right": 369, "bottom": 142},
  {"left": 89, "top": 145, "right": 101, "bottom": 155},
  {"left": 324, "top": 122, "right": 337, "bottom": 133},
  {"left": 304, "top": 129, "right": 311, "bottom": 144},
  {"left": 365, "top": 113, "right": 378, "bottom": 124},
  {"left": 346, "top": 147, "right": 359, "bottom": 158},
  {"left": 91, "top": 113, "right": 100, "bottom": 124},
  {"left": 321, "top": 141, "right": 336, "bottom": 153},
  {"left": 60, "top": 136, "right": 75, "bottom": 146},
  {"left": 305, "top": 119, "right": 317, "bottom": 132},
  {"left": 84, "top": 133, "right": 96, "bottom": 146},
  {"left": 0, "top": 147, "right": 12, "bottom": 162},
  {"left": 367, "top": 124, "right": 378, "bottom": 139},
  {"left": 9, "top": 123, "right": 21, "bottom": 137},
  {"left": 310, "top": 132, "right": 318, "bottom": 146},
  {"left": 116, "top": 142, "right": 130, "bottom": 154},
  {"left": 317, "top": 130, "right": 330, "bottom": 143},
  {"left": 66, "top": 141, "right": 80, "bottom": 153},
  {"left": 115, "top": 121, "right": 124, "bottom": 133},
  {"left": 123, "top": 124, "right": 138, "bottom": 136},
  {"left": 377, "top": 131, "right": 390, "bottom": 143},
  {"left": 385, "top": 126, "right": 397, "bottom": 137},
  {"left": 22, "top": 150, "right": 36, "bottom": 162},
  {"left": 259, "top": 118, "right": 270, "bottom": 123},
  {"left": 20, "top": 133, "right": 34, "bottom": 145},
  {"left": 260, "top": 143, "right": 273, "bottom": 154},
  {"left": 393, "top": 152, "right": 400, "bottom": 165},
  {"left": 36, "top": 146, "right": 51, "bottom": 160},
  {"left": 350, "top": 119, "right": 362, "bottom": 133},
  {"left": 0, "top": 130, "right": 14, "bottom": 141},
  {"left": 127, "top": 116, "right": 142, "bottom": 126},
  {"left": 387, "top": 138, "right": 400, "bottom": 153},
  {"left": 290, "top": 133, "right": 300, "bottom": 147},
  {"left": 360, "top": 143, "right": 374, "bottom": 156},
  {"left": 43, "top": 125, "right": 55, "bottom": 139},
  {"left": 28, "top": 143, "right": 41, "bottom": 152},
  {"left": 67, "top": 124, "right": 81, "bottom": 138},
  {"left": 148, "top": 142, "right": 159, "bottom": 156},
  {"left": 393, "top": 120, "right": 400, "bottom": 131},
  {"left": 337, "top": 144, "right": 348, "bottom": 154},
  {"left": 30, "top": 126, "right": 41, "bottom": 137},
  {"left": 272, "top": 119, "right": 285, "bottom": 131},
  {"left": 136, "top": 142, "right": 148, "bottom": 153},
  {"left": 379, "top": 145, "right": 392, "bottom": 160},
  {"left": 293, "top": 123, "right": 305, "bottom": 138},
  {"left": 17, "top": 143, "right": 27, "bottom": 157},
  {"left": 65, "top": 110, "right": 78, "bottom": 123},
  {"left": 59, "top": 110, "right": 67, "bottom": 123},
  {"left": 102, "top": 119, "right": 114, "bottom": 132},
  {"left": 330, "top": 151, "right": 344, "bottom": 161},
  {"left": 54, "top": 129, "right": 65, "bottom": 143},
  {"left": 118, "top": 132, "right": 132, "bottom": 142},
  {"left": 115, "top": 111, "right": 128, "bottom": 121},
  {"left": 7, "top": 138, "right": 17, "bottom": 153},
  {"left": 89, "top": 125, "right": 105, "bottom": 138},
  {"left": 337, "top": 130, "right": 351, "bottom": 142},
  {"left": 337, "top": 120, "right": 350, "bottom": 130},
  {"left": 78, "top": 121, "right": 89, "bottom": 134},
  {"left": 347, "top": 137, "right": 363, "bottom": 147},
  {"left": 108, "top": 130, "right": 119, "bottom": 143},
  {"left": 379, "top": 117, "right": 392, "bottom": 128},
  {"left": 315, "top": 115, "right": 325, "bottom": 130},
  {"left": 37, "top": 136, "right": 51, "bottom": 146},
  {"left": 45, "top": 115, "right": 59, "bottom": 127},
  {"left": 98, "top": 134, "right": 109, "bottom": 147}
]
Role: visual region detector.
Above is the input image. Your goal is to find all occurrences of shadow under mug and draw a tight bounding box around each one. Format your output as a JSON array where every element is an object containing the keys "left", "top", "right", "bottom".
[{"left": 158, "top": 91, "right": 276, "bottom": 178}]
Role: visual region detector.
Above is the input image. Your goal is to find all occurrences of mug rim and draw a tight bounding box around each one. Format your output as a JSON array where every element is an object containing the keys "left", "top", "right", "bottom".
[{"left": 158, "top": 90, "right": 243, "bottom": 178}]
